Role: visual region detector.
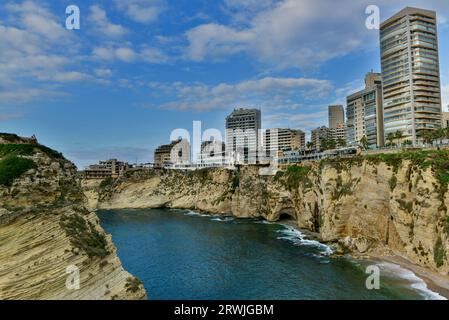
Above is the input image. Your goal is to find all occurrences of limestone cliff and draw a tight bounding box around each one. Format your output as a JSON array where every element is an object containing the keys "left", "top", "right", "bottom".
[
  {"left": 0, "top": 133, "right": 146, "bottom": 300},
  {"left": 85, "top": 150, "right": 449, "bottom": 275}
]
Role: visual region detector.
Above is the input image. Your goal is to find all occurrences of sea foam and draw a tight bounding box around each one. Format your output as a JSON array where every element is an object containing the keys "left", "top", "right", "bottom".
[
  {"left": 276, "top": 225, "right": 333, "bottom": 256},
  {"left": 376, "top": 262, "right": 447, "bottom": 300}
]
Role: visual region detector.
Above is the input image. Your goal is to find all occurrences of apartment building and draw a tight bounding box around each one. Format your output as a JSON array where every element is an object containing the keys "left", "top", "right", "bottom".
[
  {"left": 264, "top": 128, "right": 305, "bottom": 157},
  {"left": 347, "top": 72, "right": 385, "bottom": 148},
  {"left": 380, "top": 7, "right": 442, "bottom": 145},
  {"left": 311, "top": 126, "right": 331, "bottom": 151}
]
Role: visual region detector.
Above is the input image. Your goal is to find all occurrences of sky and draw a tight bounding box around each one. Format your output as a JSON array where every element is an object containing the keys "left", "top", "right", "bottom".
[{"left": 0, "top": 0, "right": 448, "bottom": 169}]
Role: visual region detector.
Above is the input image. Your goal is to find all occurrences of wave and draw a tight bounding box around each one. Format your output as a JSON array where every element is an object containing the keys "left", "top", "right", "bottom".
[
  {"left": 376, "top": 262, "right": 447, "bottom": 300},
  {"left": 276, "top": 225, "right": 333, "bottom": 256},
  {"left": 211, "top": 217, "right": 234, "bottom": 223},
  {"left": 183, "top": 210, "right": 210, "bottom": 217}
]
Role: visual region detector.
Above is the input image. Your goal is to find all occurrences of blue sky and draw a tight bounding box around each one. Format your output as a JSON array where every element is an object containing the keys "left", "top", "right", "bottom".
[{"left": 0, "top": 0, "right": 448, "bottom": 168}]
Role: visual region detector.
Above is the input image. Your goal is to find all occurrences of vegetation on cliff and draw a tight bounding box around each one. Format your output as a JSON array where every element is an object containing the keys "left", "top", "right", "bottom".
[
  {"left": 0, "top": 155, "right": 37, "bottom": 187},
  {"left": 274, "top": 165, "right": 313, "bottom": 191},
  {"left": 125, "top": 276, "right": 144, "bottom": 293},
  {"left": 60, "top": 214, "right": 110, "bottom": 259},
  {"left": 0, "top": 143, "right": 64, "bottom": 160}
]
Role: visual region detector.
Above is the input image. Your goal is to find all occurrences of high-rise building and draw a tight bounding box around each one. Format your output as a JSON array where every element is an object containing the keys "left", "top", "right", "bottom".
[
  {"left": 328, "top": 105, "right": 345, "bottom": 129},
  {"left": 225, "top": 108, "right": 261, "bottom": 164},
  {"left": 346, "top": 72, "right": 385, "bottom": 148},
  {"left": 380, "top": 7, "right": 442, "bottom": 145},
  {"left": 264, "top": 129, "right": 305, "bottom": 157},
  {"left": 311, "top": 126, "right": 330, "bottom": 151}
]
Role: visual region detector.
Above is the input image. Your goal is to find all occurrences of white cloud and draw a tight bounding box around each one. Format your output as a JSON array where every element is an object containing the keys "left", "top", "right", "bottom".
[
  {"left": 0, "top": 1, "right": 88, "bottom": 101},
  {"left": 116, "top": 47, "right": 137, "bottom": 62},
  {"left": 88, "top": 5, "right": 128, "bottom": 38},
  {"left": 264, "top": 110, "right": 328, "bottom": 131},
  {"left": 115, "top": 0, "right": 165, "bottom": 24},
  {"left": 94, "top": 68, "right": 113, "bottom": 78},
  {"left": 141, "top": 47, "right": 171, "bottom": 63},
  {"left": 0, "top": 113, "right": 25, "bottom": 121},
  {"left": 148, "top": 77, "right": 333, "bottom": 110},
  {"left": 92, "top": 47, "right": 136, "bottom": 62},
  {"left": 185, "top": 0, "right": 449, "bottom": 69},
  {"left": 93, "top": 46, "right": 170, "bottom": 64},
  {"left": 0, "top": 88, "right": 66, "bottom": 103}
]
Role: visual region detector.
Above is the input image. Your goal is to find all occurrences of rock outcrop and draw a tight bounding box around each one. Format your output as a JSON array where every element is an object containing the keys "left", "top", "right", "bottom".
[
  {"left": 85, "top": 151, "right": 449, "bottom": 275},
  {"left": 0, "top": 134, "right": 146, "bottom": 300}
]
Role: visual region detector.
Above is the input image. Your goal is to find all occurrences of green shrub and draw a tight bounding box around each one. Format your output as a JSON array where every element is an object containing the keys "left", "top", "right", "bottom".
[
  {"left": 0, "top": 155, "right": 37, "bottom": 187},
  {"left": 125, "top": 276, "right": 143, "bottom": 293},
  {"left": 0, "top": 133, "right": 21, "bottom": 142},
  {"left": 99, "top": 177, "right": 114, "bottom": 189},
  {"left": 61, "top": 214, "right": 109, "bottom": 259},
  {"left": 275, "top": 166, "right": 312, "bottom": 191},
  {"left": 389, "top": 175, "right": 397, "bottom": 191},
  {"left": 396, "top": 199, "right": 413, "bottom": 213},
  {"left": 0, "top": 144, "right": 63, "bottom": 160},
  {"left": 434, "top": 237, "right": 446, "bottom": 268}
]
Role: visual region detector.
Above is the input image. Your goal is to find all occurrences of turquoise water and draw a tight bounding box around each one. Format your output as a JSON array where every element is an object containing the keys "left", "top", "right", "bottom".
[{"left": 98, "top": 208, "right": 441, "bottom": 300}]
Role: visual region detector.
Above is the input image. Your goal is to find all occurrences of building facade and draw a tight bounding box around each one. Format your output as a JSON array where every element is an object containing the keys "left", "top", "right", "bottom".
[
  {"left": 311, "top": 126, "right": 330, "bottom": 151},
  {"left": 225, "top": 108, "right": 261, "bottom": 164},
  {"left": 199, "top": 140, "right": 229, "bottom": 167},
  {"left": 84, "top": 159, "right": 129, "bottom": 179},
  {"left": 328, "top": 105, "right": 345, "bottom": 129},
  {"left": 329, "top": 123, "right": 347, "bottom": 142},
  {"left": 442, "top": 112, "right": 449, "bottom": 129},
  {"left": 154, "top": 139, "right": 190, "bottom": 168},
  {"left": 346, "top": 72, "right": 385, "bottom": 148},
  {"left": 380, "top": 7, "right": 442, "bottom": 145},
  {"left": 264, "top": 128, "right": 305, "bottom": 157}
]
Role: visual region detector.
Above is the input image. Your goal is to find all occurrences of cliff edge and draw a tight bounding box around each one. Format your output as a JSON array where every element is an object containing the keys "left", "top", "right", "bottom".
[
  {"left": 0, "top": 133, "right": 147, "bottom": 300},
  {"left": 85, "top": 150, "right": 449, "bottom": 276}
]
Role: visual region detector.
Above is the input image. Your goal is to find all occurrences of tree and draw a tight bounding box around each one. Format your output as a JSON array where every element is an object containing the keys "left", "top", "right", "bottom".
[
  {"left": 394, "top": 130, "right": 404, "bottom": 147},
  {"left": 402, "top": 140, "right": 412, "bottom": 147},
  {"left": 337, "top": 138, "right": 347, "bottom": 148},
  {"left": 386, "top": 132, "right": 396, "bottom": 147},
  {"left": 435, "top": 128, "right": 446, "bottom": 145},
  {"left": 359, "top": 136, "right": 369, "bottom": 150},
  {"left": 306, "top": 141, "right": 314, "bottom": 154},
  {"left": 418, "top": 130, "right": 434, "bottom": 146}
]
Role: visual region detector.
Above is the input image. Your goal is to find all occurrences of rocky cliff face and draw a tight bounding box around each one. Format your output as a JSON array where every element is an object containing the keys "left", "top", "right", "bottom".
[
  {"left": 86, "top": 150, "right": 449, "bottom": 275},
  {"left": 0, "top": 134, "right": 146, "bottom": 300}
]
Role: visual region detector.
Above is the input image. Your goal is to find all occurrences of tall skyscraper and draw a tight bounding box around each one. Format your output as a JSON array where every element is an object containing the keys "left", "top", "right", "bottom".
[
  {"left": 225, "top": 108, "right": 261, "bottom": 164},
  {"left": 328, "top": 105, "right": 345, "bottom": 129},
  {"left": 380, "top": 7, "right": 442, "bottom": 145},
  {"left": 346, "top": 72, "right": 385, "bottom": 148}
]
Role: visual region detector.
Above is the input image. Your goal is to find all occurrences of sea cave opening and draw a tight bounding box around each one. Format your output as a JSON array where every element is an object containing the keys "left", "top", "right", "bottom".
[{"left": 278, "top": 212, "right": 295, "bottom": 222}]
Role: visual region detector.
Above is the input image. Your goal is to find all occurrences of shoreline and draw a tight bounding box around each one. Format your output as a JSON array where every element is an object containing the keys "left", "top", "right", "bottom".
[
  {"left": 101, "top": 209, "right": 449, "bottom": 300},
  {"left": 277, "top": 219, "right": 449, "bottom": 300},
  {"left": 366, "top": 253, "right": 449, "bottom": 300}
]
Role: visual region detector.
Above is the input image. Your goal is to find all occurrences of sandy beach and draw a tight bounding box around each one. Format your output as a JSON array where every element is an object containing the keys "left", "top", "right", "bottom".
[{"left": 367, "top": 253, "right": 449, "bottom": 300}]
